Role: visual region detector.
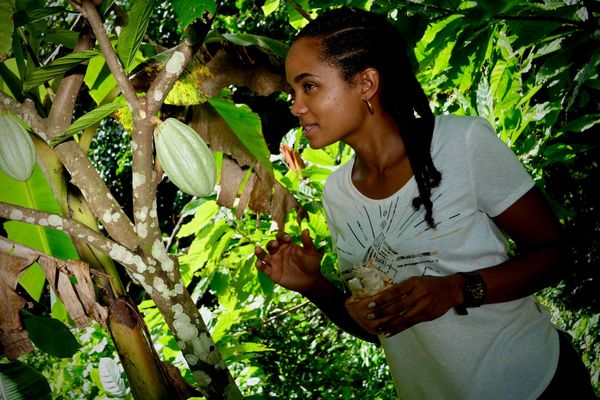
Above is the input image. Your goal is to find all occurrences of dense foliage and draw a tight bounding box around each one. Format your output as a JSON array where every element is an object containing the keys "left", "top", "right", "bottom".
[{"left": 0, "top": 0, "right": 598, "bottom": 398}]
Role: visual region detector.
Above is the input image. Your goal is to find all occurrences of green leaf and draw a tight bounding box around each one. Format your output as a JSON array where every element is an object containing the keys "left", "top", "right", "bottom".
[
  {"left": 180, "top": 197, "right": 210, "bottom": 217},
  {"left": 84, "top": 55, "right": 118, "bottom": 105},
  {"left": 416, "top": 15, "right": 463, "bottom": 72},
  {"left": 50, "top": 102, "right": 124, "bottom": 147},
  {"left": 100, "top": 0, "right": 116, "bottom": 15},
  {"left": 171, "top": 0, "right": 217, "bottom": 31},
  {"left": 23, "top": 50, "right": 100, "bottom": 91},
  {"left": 220, "top": 33, "right": 288, "bottom": 59},
  {"left": 51, "top": 292, "right": 68, "bottom": 321},
  {"left": 179, "top": 221, "right": 228, "bottom": 285},
  {"left": 177, "top": 200, "right": 220, "bottom": 238},
  {"left": 220, "top": 341, "right": 273, "bottom": 360},
  {"left": 257, "top": 269, "right": 274, "bottom": 295},
  {"left": 542, "top": 143, "right": 578, "bottom": 164},
  {"left": 13, "top": 6, "right": 65, "bottom": 27},
  {"left": 230, "top": 342, "right": 272, "bottom": 353},
  {"left": 262, "top": 0, "right": 280, "bottom": 16},
  {"left": 565, "top": 50, "right": 600, "bottom": 112},
  {"left": 11, "top": 30, "right": 26, "bottom": 83},
  {"left": 560, "top": 114, "right": 600, "bottom": 133},
  {"left": 286, "top": 0, "right": 312, "bottom": 30},
  {"left": 211, "top": 294, "right": 241, "bottom": 343},
  {"left": 301, "top": 145, "right": 339, "bottom": 167},
  {"left": 0, "top": 61, "right": 25, "bottom": 103},
  {"left": 0, "top": 165, "right": 79, "bottom": 300},
  {"left": 475, "top": 74, "right": 494, "bottom": 124},
  {"left": 506, "top": 20, "right": 562, "bottom": 51},
  {"left": 208, "top": 98, "right": 272, "bottom": 171},
  {"left": 117, "top": 0, "right": 156, "bottom": 70},
  {"left": 0, "top": 0, "right": 15, "bottom": 57},
  {"left": 0, "top": 361, "right": 52, "bottom": 400},
  {"left": 37, "top": 29, "right": 79, "bottom": 48},
  {"left": 205, "top": 30, "right": 289, "bottom": 59},
  {"left": 23, "top": 315, "right": 81, "bottom": 357}
]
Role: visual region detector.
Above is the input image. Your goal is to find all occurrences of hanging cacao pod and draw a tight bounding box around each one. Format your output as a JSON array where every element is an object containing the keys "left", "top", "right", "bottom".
[
  {"left": 154, "top": 118, "right": 216, "bottom": 197},
  {"left": 0, "top": 115, "right": 36, "bottom": 181}
]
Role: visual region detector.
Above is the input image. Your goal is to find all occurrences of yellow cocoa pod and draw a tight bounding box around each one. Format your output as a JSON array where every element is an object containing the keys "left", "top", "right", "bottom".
[
  {"left": 0, "top": 115, "right": 36, "bottom": 181},
  {"left": 154, "top": 118, "right": 216, "bottom": 197}
]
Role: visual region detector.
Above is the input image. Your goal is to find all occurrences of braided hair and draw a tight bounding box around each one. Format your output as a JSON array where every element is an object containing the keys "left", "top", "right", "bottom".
[{"left": 296, "top": 7, "right": 442, "bottom": 228}]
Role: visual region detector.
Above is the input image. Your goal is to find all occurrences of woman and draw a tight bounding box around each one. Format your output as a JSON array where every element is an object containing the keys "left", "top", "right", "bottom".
[{"left": 254, "top": 7, "right": 595, "bottom": 399}]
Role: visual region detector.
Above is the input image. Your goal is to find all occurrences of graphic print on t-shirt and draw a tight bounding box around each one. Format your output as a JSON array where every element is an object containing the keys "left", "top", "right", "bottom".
[{"left": 337, "top": 192, "right": 463, "bottom": 284}]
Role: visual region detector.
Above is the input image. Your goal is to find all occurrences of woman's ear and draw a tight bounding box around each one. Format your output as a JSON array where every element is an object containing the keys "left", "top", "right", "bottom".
[{"left": 360, "top": 68, "right": 380, "bottom": 100}]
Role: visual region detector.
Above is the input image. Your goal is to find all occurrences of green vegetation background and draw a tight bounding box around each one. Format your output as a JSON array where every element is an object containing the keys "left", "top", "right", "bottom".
[{"left": 1, "top": 0, "right": 598, "bottom": 398}]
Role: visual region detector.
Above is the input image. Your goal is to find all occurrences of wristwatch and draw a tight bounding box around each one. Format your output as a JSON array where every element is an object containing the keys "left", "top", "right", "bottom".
[{"left": 455, "top": 272, "right": 487, "bottom": 315}]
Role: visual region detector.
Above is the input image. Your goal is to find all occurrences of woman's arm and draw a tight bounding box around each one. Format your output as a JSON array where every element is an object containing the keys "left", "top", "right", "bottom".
[{"left": 477, "top": 186, "right": 566, "bottom": 302}]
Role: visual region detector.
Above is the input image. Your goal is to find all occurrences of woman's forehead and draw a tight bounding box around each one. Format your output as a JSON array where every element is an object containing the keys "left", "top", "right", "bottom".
[
  {"left": 287, "top": 37, "right": 322, "bottom": 60},
  {"left": 286, "top": 43, "right": 331, "bottom": 76}
]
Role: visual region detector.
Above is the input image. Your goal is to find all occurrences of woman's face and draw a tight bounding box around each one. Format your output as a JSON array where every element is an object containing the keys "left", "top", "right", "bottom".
[{"left": 285, "top": 37, "right": 368, "bottom": 149}]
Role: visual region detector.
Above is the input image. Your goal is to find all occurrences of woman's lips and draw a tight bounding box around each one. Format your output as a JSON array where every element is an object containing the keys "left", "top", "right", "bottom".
[{"left": 303, "top": 124, "right": 317, "bottom": 136}]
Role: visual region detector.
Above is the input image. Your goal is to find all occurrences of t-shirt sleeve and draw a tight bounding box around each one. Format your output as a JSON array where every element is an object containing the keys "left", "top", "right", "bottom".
[{"left": 465, "top": 117, "right": 535, "bottom": 217}]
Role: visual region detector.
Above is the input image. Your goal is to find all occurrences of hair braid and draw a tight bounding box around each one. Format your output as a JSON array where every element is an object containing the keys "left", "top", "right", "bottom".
[{"left": 297, "top": 7, "right": 442, "bottom": 228}]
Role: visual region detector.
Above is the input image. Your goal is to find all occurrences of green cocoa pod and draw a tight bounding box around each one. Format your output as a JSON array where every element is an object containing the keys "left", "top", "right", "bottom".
[
  {"left": 154, "top": 118, "right": 216, "bottom": 197},
  {"left": 0, "top": 115, "right": 36, "bottom": 181}
]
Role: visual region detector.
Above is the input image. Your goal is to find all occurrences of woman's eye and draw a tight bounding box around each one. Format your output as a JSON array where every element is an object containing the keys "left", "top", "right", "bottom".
[{"left": 303, "top": 82, "right": 316, "bottom": 92}]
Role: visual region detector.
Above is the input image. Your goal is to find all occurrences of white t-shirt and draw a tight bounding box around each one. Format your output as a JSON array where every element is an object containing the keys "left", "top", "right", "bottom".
[{"left": 322, "top": 115, "right": 559, "bottom": 399}]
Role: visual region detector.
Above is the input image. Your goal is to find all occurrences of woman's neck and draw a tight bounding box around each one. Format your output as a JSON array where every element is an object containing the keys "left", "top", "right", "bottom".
[
  {"left": 345, "top": 113, "right": 416, "bottom": 199},
  {"left": 348, "top": 114, "right": 408, "bottom": 176}
]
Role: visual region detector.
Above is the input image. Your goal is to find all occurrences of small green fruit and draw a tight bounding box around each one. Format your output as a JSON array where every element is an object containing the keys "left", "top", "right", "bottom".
[
  {"left": 154, "top": 118, "right": 216, "bottom": 197},
  {"left": 0, "top": 115, "right": 36, "bottom": 181}
]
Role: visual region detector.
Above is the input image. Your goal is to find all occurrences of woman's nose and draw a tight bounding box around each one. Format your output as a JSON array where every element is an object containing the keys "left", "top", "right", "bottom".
[{"left": 290, "top": 97, "right": 307, "bottom": 116}]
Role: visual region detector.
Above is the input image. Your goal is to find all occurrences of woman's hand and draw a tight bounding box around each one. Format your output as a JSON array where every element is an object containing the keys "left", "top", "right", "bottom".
[
  {"left": 345, "top": 275, "right": 463, "bottom": 337},
  {"left": 254, "top": 229, "right": 323, "bottom": 294}
]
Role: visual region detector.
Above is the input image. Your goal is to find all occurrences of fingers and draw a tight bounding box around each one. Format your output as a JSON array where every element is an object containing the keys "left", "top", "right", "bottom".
[
  {"left": 254, "top": 231, "right": 293, "bottom": 275},
  {"left": 254, "top": 246, "right": 270, "bottom": 273},
  {"left": 344, "top": 285, "right": 416, "bottom": 337},
  {"left": 262, "top": 231, "right": 292, "bottom": 254},
  {"left": 366, "top": 287, "right": 411, "bottom": 320},
  {"left": 369, "top": 277, "right": 456, "bottom": 337},
  {"left": 300, "top": 229, "right": 317, "bottom": 252}
]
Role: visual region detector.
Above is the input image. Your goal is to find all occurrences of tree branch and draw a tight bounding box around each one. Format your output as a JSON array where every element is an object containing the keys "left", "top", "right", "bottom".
[
  {"left": 0, "top": 201, "right": 142, "bottom": 275},
  {"left": 50, "top": 141, "right": 139, "bottom": 250},
  {"left": 289, "top": 0, "right": 313, "bottom": 22},
  {"left": 145, "top": 43, "right": 194, "bottom": 117},
  {"left": 1, "top": 202, "right": 110, "bottom": 252},
  {"left": 137, "top": 17, "right": 215, "bottom": 251},
  {"left": 47, "top": 22, "right": 94, "bottom": 132},
  {"left": 76, "top": 0, "right": 140, "bottom": 114},
  {"left": 0, "top": 92, "right": 46, "bottom": 136},
  {"left": 0, "top": 236, "right": 56, "bottom": 261}
]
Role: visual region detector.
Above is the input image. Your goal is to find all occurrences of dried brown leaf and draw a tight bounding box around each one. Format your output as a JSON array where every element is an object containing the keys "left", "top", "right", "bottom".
[
  {"left": 0, "top": 253, "right": 36, "bottom": 359},
  {"left": 66, "top": 260, "right": 108, "bottom": 327},
  {"left": 217, "top": 157, "right": 248, "bottom": 209},
  {"left": 38, "top": 258, "right": 107, "bottom": 328}
]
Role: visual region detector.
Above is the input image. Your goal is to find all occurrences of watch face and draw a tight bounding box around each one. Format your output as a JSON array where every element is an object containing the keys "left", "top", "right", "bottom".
[
  {"left": 463, "top": 273, "right": 487, "bottom": 307},
  {"left": 469, "top": 283, "right": 486, "bottom": 301}
]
